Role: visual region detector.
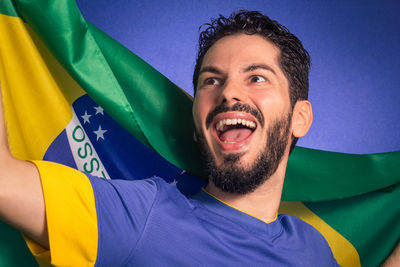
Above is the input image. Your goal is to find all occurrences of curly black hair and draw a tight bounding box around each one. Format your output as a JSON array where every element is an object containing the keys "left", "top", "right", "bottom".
[{"left": 192, "top": 10, "right": 311, "bottom": 152}]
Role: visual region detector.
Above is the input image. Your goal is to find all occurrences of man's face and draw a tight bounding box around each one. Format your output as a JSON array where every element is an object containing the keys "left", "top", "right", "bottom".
[{"left": 192, "top": 34, "right": 293, "bottom": 193}]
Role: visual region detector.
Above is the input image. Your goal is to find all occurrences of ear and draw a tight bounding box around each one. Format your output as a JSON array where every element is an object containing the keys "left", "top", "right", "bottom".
[{"left": 291, "top": 100, "right": 313, "bottom": 138}]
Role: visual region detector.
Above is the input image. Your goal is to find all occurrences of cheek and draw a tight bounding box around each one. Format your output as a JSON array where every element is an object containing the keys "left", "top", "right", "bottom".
[
  {"left": 250, "top": 92, "right": 276, "bottom": 116},
  {"left": 192, "top": 101, "right": 200, "bottom": 129},
  {"left": 251, "top": 91, "right": 290, "bottom": 118},
  {"left": 194, "top": 89, "right": 218, "bottom": 118},
  {"left": 192, "top": 97, "right": 208, "bottom": 129}
]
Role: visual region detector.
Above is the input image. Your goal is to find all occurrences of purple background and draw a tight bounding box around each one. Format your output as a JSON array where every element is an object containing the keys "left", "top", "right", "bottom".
[{"left": 76, "top": 0, "right": 400, "bottom": 154}]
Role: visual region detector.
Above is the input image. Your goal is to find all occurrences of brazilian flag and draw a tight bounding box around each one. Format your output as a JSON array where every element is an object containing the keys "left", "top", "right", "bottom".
[{"left": 0, "top": 0, "right": 399, "bottom": 266}]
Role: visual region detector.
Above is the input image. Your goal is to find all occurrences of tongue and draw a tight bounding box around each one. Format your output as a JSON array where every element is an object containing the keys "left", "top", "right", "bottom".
[{"left": 219, "top": 128, "right": 253, "bottom": 142}]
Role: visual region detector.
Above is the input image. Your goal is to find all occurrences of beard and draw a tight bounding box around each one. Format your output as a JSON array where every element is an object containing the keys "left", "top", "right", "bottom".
[{"left": 196, "top": 109, "right": 292, "bottom": 195}]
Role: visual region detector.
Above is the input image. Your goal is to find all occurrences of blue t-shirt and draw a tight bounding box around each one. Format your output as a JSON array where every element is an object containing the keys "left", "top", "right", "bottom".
[{"left": 89, "top": 176, "right": 339, "bottom": 266}]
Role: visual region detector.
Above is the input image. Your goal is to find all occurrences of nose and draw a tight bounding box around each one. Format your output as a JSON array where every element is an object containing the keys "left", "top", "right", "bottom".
[{"left": 218, "top": 80, "right": 245, "bottom": 105}]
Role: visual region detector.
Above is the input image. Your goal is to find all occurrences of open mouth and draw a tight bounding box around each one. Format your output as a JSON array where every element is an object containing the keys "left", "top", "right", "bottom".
[{"left": 214, "top": 117, "right": 257, "bottom": 144}]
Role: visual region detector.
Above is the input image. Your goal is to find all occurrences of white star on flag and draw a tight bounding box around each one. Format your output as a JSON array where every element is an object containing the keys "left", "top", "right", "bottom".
[
  {"left": 94, "top": 106, "right": 104, "bottom": 115},
  {"left": 93, "top": 125, "right": 107, "bottom": 141},
  {"left": 81, "top": 111, "right": 92, "bottom": 124},
  {"left": 170, "top": 179, "right": 179, "bottom": 187}
]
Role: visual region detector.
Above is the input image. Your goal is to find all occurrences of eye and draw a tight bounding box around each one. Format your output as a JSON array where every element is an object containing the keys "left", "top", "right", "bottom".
[
  {"left": 204, "top": 77, "right": 221, "bottom": 86},
  {"left": 250, "top": 75, "right": 266, "bottom": 83}
]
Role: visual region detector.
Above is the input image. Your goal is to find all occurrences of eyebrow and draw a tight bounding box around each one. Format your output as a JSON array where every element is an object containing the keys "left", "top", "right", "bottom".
[
  {"left": 242, "top": 64, "right": 276, "bottom": 75},
  {"left": 199, "top": 66, "right": 223, "bottom": 76},
  {"left": 199, "top": 64, "right": 276, "bottom": 76}
]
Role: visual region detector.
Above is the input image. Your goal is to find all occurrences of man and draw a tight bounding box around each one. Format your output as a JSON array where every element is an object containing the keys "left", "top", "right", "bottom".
[{"left": 1, "top": 10, "right": 394, "bottom": 266}]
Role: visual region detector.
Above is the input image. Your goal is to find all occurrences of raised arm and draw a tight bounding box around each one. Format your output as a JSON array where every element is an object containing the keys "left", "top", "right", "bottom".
[
  {"left": 382, "top": 241, "right": 400, "bottom": 267},
  {"left": 0, "top": 82, "right": 48, "bottom": 248}
]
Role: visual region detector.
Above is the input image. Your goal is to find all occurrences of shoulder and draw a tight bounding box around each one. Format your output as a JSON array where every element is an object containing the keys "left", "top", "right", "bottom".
[
  {"left": 278, "top": 214, "right": 329, "bottom": 245},
  {"left": 278, "top": 213, "right": 323, "bottom": 236},
  {"left": 91, "top": 176, "right": 185, "bottom": 266},
  {"left": 88, "top": 176, "right": 169, "bottom": 212},
  {"left": 90, "top": 175, "right": 188, "bottom": 221},
  {"left": 89, "top": 175, "right": 159, "bottom": 195},
  {"left": 277, "top": 214, "right": 339, "bottom": 266}
]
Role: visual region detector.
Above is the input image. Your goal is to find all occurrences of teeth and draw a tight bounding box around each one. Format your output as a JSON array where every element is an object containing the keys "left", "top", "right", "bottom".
[
  {"left": 216, "top": 120, "right": 224, "bottom": 131},
  {"left": 215, "top": 118, "right": 256, "bottom": 131}
]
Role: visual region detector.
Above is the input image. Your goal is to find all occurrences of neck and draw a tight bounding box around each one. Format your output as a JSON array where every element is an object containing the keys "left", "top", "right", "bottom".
[{"left": 205, "top": 156, "right": 288, "bottom": 224}]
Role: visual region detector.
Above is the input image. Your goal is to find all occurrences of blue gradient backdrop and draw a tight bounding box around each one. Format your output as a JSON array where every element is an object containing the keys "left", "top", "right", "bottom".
[{"left": 76, "top": 0, "right": 400, "bottom": 154}]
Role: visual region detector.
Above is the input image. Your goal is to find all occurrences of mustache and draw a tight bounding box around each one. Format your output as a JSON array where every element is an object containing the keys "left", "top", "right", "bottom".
[{"left": 206, "top": 102, "right": 264, "bottom": 129}]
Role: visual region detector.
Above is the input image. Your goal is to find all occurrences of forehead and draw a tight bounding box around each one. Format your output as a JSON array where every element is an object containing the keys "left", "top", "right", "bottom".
[{"left": 201, "top": 33, "right": 282, "bottom": 73}]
